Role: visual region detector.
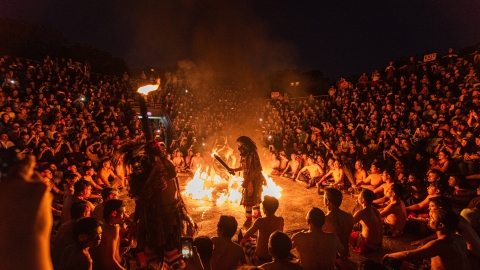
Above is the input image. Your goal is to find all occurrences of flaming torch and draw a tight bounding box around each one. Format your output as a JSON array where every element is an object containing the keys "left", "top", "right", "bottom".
[
  {"left": 213, "top": 154, "right": 234, "bottom": 175},
  {"left": 137, "top": 83, "right": 159, "bottom": 140}
]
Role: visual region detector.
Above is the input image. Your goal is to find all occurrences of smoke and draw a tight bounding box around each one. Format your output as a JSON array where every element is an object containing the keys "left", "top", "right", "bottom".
[{"left": 125, "top": 0, "right": 296, "bottom": 84}]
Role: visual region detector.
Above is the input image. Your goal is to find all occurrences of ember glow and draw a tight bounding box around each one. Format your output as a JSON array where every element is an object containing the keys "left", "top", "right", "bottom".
[{"left": 183, "top": 169, "right": 282, "bottom": 206}]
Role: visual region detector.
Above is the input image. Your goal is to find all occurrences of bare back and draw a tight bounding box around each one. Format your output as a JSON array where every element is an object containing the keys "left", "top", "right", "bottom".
[
  {"left": 210, "top": 237, "right": 245, "bottom": 270},
  {"left": 292, "top": 231, "right": 341, "bottom": 270},
  {"left": 355, "top": 207, "right": 383, "bottom": 246},
  {"left": 254, "top": 216, "right": 284, "bottom": 259}
]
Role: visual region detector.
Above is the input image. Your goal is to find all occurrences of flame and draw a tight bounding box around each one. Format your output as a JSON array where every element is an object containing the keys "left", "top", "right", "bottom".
[
  {"left": 183, "top": 168, "right": 282, "bottom": 206},
  {"left": 137, "top": 84, "right": 159, "bottom": 95}
]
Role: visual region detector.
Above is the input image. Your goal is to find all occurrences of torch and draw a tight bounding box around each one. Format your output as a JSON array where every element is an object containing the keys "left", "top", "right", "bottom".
[
  {"left": 213, "top": 154, "right": 234, "bottom": 175},
  {"left": 137, "top": 83, "right": 160, "bottom": 141}
]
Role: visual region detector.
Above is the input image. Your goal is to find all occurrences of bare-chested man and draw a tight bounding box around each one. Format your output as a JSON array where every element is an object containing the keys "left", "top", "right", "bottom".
[
  {"left": 358, "top": 161, "right": 383, "bottom": 190},
  {"left": 189, "top": 152, "right": 204, "bottom": 172},
  {"left": 93, "top": 187, "right": 119, "bottom": 222},
  {"left": 322, "top": 188, "right": 354, "bottom": 257},
  {"left": 349, "top": 189, "right": 383, "bottom": 253},
  {"left": 62, "top": 180, "right": 95, "bottom": 224},
  {"left": 406, "top": 180, "right": 448, "bottom": 212},
  {"left": 295, "top": 157, "right": 324, "bottom": 188},
  {"left": 380, "top": 183, "right": 407, "bottom": 238},
  {"left": 278, "top": 151, "right": 289, "bottom": 172},
  {"left": 82, "top": 166, "right": 103, "bottom": 191},
  {"left": 211, "top": 215, "right": 247, "bottom": 270},
  {"left": 96, "top": 160, "right": 122, "bottom": 189},
  {"left": 292, "top": 207, "right": 345, "bottom": 270},
  {"left": 318, "top": 160, "right": 344, "bottom": 190},
  {"left": 413, "top": 197, "right": 480, "bottom": 259},
  {"left": 280, "top": 154, "right": 300, "bottom": 179},
  {"left": 259, "top": 231, "right": 305, "bottom": 270},
  {"left": 240, "top": 196, "right": 284, "bottom": 265},
  {"left": 57, "top": 217, "right": 102, "bottom": 270},
  {"left": 91, "top": 199, "right": 127, "bottom": 270},
  {"left": 352, "top": 160, "right": 367, "bottom": 189},
  {"left": 384, "top": 209, "right": 470, "bottom": 270}
]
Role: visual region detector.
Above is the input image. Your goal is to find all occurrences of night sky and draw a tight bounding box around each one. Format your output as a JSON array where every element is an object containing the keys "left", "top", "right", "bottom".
[{"left": 1, "top": 0, "right": 480, "bottom": 79}]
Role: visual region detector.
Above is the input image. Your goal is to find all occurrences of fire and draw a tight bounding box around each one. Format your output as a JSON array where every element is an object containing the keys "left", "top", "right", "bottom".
[{"left": 183, "top": 169, "right": 282, "bottom": 205}]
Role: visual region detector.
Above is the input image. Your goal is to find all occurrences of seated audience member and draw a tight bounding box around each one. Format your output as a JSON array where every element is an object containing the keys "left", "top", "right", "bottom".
[
  {"left": 349, "top": 189, "right": 383, "bottom": 253},
  {"left": 258, "top": 231, "right": 305, "bottom": 270},
  {"left": 403, "top": 172, "right": 428, "bottom": 206},
  {"left": 194, "top": 236, "right": 214, "bottom": 270},
  {"left": 190, "top": 152, "right": 204, "bottom": 172},
  {"left": 373, "top": 168, "right": 396, "bottom": 199},
  {"left": 295, "top": 156, "right": 323, "bottom": 188},
  {"left": 357, "top": 161, "right": 383, "bottom": 191},
  {"left": 57, "top": 217, "right": 102, "bottom": 270},
  {"left": 383, "top": 209, "right": 470, "bottom": 270},
  {"left": 380, "top": 183, "right": 407, "bottom": 238},
  {"left": 412, "top": 196, "right": 480, "bottom": 268},
  {"left": 96, "top": 159, "right": 123, "bottom": 189},
  {"left": 406, "top": 180, "right": 448, "bottom": 212},
  {"left": 322, "top": 188, "right": 354, "bottom": 255},
  {"left": 446, "top": 174, "right": 476, "bottom": 213},
  {"left": 91, "top": 199, "right": 127, "bottom": 270},
  {"left": 351, "top": 160, "right": 367, "bottom": 189},
  {"left": 82, "top": 166, "right": 103, "bottom": 191},
  {"left": 317, "top": 160, "right": 344, "bottom": 189},
  {"left": 461, "top": 186, "right": 480, "bottom": 234},
  {"left": 211, "top": 215, "right": 247, "bottom": 270},
  {"left": 52, "top": 201, "right": 91, "bottom": 268},
  {"left": 61, "top": 180, "right": 95, "bottom": 224},
  {"left": 292, "top": 207, "right": 345, "bottom": 270},
  {"left": 280, "top": 154, "right": 300, "bottom": 179},
  {"left": 240, "top": 196, "right": 284, "bottom": 266},
  {"left": 92, "top": 187, "right": 119, "bottom": 221}
]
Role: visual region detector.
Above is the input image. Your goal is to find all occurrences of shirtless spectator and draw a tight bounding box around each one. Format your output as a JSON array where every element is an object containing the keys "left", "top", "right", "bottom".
[
  {"left": 278, "top": 151, "right": 289, "bottom": 173},
  {"left": 280, "top": 154, "right": 300, "bottom": 179},
  {"left": 322, "top": 188, "right": 354, "bottom": 257},
  {"left": 383, "top": 209, "right": 470, "bottom": 270},
  {"left": 259, "top": 231, "right": 305, "bottom": 270},
  {"left": 61, "top": 180, "right": 95, "bottom": 224},
  {"left": 292, "top": 207, "right": 345, "bottom": 270},
  {"left": 92, "top": 187, "right": 119, "bottom": 222},
  {"left": 172, "top": 151, "right": 187, "bottom": 173},
  {"left": 406, "top": 180, "right": 448, "bottom": 212},
  {"left": 349, "top": 189, "right": 383, "bottom": 253},
  {"left": 380, "top": 183, "right": 407, "bottom": 238},
  {"left": 413, "top": 196, "right": 480, "bottom": 268},
  {"left": 240, "top": 196, "right": 284, "bottom": 266},
  {"left": 317, "top": 159, "right": 344, "bottom": 190},
  {"left": 83, "top": 166, "right": 103, "bottom": 191},
  {"left": 352, "top": 160, "right": 367, "bottom": 189},
  {"left": 295, "top": 156, "right": 324, "bottom": 188},
  {"left": 190, "top": 152, "right": 204, "bottom": 172},
  {"left": 57, "top": 217, "right": 102, "bottom": 270},
  {"left": 95, "top": 160, "right": 122, "bottom": 189},
  {"left": 211, "top": 215, "right": 246, "bottom": 270},
  {"left": 52, "top": 201, "right": 91, "bottom": 268},
  {"left": 91, "top": 199, "right": 127, "bottom": 270},
  {"left": 358, "top": 161, "right": 383, "bottom": 191}
]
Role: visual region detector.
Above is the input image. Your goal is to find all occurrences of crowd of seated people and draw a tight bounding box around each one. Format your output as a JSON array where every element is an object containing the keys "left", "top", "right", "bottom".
[{"left": 2, "top": 44, "right": 480, "bottom": 270}]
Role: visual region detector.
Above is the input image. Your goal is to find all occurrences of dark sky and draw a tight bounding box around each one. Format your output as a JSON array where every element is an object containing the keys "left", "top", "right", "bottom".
[{"left": 1, "top": 0, "right": 480, "bottom": 80}]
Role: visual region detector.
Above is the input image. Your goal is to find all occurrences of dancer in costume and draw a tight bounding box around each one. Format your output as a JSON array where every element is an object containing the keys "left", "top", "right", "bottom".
[
  {"left": 229, "top": 136, "right": 266, "bottom": 227},
  {"left": 114, "top": 140, "right": 196, "bottom": 269}
]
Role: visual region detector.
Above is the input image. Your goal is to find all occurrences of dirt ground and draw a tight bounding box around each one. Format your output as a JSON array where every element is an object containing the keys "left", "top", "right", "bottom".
[{"left": 169, "top": 174, "right": 419, "bottom": 269}]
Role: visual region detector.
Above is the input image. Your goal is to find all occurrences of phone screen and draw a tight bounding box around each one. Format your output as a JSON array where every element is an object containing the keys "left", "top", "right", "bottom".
[{"left": 181, "top": 237, "right": 193, "bottom": 259}]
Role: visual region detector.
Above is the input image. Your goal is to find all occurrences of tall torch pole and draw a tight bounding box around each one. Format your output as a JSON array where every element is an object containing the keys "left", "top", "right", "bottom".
[{"left": 137, "top": 83, "right": 160, "bottom": 141}]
